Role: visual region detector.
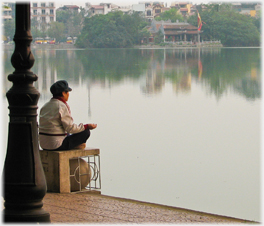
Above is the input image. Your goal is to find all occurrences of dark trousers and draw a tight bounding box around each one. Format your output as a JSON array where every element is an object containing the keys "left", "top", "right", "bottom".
[{"left": 54, "top": 129, "right": 90, "bottom": 151}]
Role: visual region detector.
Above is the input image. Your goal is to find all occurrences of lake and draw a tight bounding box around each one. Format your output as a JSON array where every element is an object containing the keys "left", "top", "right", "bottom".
[{"left": 2, "top": 47, "right": 261, "bottom": 222}]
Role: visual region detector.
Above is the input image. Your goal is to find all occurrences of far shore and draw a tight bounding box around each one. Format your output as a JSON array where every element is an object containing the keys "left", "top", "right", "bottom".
[{"left": 3, "top": 42, "right": 223, "bottom": 51}]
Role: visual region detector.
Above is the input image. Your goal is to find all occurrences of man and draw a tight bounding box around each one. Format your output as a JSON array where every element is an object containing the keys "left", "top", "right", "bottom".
[{"left": 39, "top": 80, "right": 97, "bottom": 151}]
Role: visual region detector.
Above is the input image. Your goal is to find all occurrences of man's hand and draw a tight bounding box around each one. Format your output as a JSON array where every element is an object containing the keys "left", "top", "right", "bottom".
[{"left": 88, "top": 124, "right": 97, "bottom": 130}]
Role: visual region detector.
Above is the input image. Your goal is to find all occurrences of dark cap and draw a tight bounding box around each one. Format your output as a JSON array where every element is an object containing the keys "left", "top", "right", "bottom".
[{"left": 50, "top": 80, "right": 72, "bottom": 95}]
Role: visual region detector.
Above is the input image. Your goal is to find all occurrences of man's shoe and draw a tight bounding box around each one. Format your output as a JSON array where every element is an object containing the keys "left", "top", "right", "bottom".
[{"left": 73, "top": 143, "right": 86, "bottom": 149}]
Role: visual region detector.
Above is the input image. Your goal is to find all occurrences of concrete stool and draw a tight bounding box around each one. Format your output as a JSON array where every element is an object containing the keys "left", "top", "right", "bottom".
[{"left": 40, "top": 148, "right": 101, "bottom": 193}]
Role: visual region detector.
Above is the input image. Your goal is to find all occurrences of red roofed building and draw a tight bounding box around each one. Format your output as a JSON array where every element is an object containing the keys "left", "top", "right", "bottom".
[
  {"left": 147, "top": 19, "right": 202, "bottom": 43},
  {"left": 57, "top": 5, "right": 79, "bottom": 13},
  {"left": 179, "top": 8, "right": 188, "bottom": 16},
  {"left": 171, "top": 2, "right": 192, "bottom": 17}
]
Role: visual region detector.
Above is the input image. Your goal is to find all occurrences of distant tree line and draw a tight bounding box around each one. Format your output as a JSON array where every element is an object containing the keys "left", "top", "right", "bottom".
[
  {"left": 76, "top": 3, "right": 260, "bottom": 48},
  {"left": 75, "top": 11, "right": 148, "bottom": 48},
  {"left": 187, "top": 4, "right": 261, "bottom": 47},
  {"left": 3, "top": 3, "right": 260, "bottom": 47},
  {"left": 3, "top": 19, "right": 15, "bottom": 42}
]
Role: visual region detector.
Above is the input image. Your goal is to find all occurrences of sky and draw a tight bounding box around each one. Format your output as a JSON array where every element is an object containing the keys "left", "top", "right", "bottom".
[
  {"left": 56, "top": 0, "right": 210, "bottom": 8},
  {"left": 9, "top": 0, "right": 245, "bottom": 8},
  {"left": 6, "top": 0, "right": 259, "bottom": 8},
  {"left": 51, "top": 0, "right": 264, "bottom": 9},
  {"left": 51, "top": 0, "right": 260, "bottom": 8}
]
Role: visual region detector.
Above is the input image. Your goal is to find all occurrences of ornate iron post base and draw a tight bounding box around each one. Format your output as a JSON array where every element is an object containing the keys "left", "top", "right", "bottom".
[{"left": 3, "top": 3, "right": 50, "bottom": 223}]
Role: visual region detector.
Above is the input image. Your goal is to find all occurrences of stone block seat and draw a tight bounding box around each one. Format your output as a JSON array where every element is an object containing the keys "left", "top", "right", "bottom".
[{"left": 40, "top": 148, "right": 101, "bottom": 194}]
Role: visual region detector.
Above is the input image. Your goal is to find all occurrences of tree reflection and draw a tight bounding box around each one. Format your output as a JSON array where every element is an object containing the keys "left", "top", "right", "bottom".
[
  {"left": 77, "top": 49, "right": 150, "bottom": 81},
  {"left": 195, "top": 48, "right": 261, "bottom": 100},
  {"left": 2, "top": 47, "right": 261, "bottom": 101}
]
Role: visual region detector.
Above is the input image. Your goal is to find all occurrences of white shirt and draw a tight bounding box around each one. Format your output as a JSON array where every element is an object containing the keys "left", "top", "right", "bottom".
[{"left": 39, "top": 98, "right": 85, "bottom": 150}]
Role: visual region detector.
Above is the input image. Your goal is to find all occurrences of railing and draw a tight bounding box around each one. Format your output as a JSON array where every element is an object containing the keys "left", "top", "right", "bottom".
[
  {"left": 164, "top": 40, "right": 222, "bottom": 46},
  {"left": 201, "top": 40, "right": 221, "bottom": 44}
]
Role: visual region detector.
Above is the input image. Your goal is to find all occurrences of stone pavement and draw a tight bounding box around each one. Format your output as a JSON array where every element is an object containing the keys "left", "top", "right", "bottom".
[{"left": 43, "top": 192, "right": 253, "bottom": 224}]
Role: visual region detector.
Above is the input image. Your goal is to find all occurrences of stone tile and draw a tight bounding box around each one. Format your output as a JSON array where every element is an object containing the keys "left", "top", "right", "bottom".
[{"left": 43, "top": 193, "right": 252, "bottom": 224}]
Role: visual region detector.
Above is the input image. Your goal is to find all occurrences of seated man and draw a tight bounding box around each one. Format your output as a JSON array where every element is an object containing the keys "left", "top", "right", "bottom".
[{"left": 39, "top": 80, "right": 97, "bottom": 151}]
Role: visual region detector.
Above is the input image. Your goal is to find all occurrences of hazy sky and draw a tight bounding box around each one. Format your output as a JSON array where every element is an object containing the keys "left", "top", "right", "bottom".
[
  {"left": 54, "top": 0, "right": 254, "bottom": 8},
  {"left": 9, "top": 0, "right": 256, "bottom": 8},
  {"left": 56, "top": 0, "right": 208, "bottom": 7}
]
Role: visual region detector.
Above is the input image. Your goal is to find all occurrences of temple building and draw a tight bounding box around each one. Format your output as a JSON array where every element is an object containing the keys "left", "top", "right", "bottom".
[{"left": 147, "top": 20, "right": 202, "bottom": 43}]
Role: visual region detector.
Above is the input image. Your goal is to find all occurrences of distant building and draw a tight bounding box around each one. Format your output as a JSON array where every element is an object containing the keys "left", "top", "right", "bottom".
[
  {"left": 2, "top": 3, "right": 12, "bottom": 21},
  {"left": 231, "top": 2, "right": 261, "bottom": 17},
  {"left": 171, "top": 2, "right": 193, "bottom": 17},
  {"left": 138, "top": 1, "right": 165, "bottom": 21},
  {"left": 146, "top": 19, "right": 201, "bottom": 43},
  {"left": 31, "top": 2, "right": 56, "bottom": 25},
  {"left": 153, "top": 3, "right": 169, "bottom": 18},
  {"left": 57, "top": 5, "right": 80, "bottom": 13},
  {"left": 139, "top": 1, "right": 165, "bottom": 8},
  {"left": 132, "top": 3, "right": 145, "bottom": 12},
  {"left": 89, "top": 5, "right": 104, "bottom": 16},
  {"left": 145, "top": 4, "right": 154, "bottom": 21},
  {"left": 189, "top": 4, "right": 197, "bottom": 16},
  {"left": 87, "top": 3, "right": 119, "bottom": 17},
  {"left": 115, "top": 6, "right": 133, "bottom": 14}
]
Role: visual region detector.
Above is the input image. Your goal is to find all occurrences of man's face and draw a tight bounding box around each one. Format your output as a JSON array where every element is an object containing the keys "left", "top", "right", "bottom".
[{"left": 62, "top": 91, "right": 70, "bottom": 101}]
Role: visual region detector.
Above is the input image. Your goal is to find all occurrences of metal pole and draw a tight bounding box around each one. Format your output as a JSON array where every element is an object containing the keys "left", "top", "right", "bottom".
[{"left": 3, "top": 3, "right": 50, "bottom": 223}]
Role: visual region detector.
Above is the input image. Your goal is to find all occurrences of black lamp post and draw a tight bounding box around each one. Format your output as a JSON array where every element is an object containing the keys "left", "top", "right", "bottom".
[{"left": 3, "top": 3, "right": 50, "bottom": 223}]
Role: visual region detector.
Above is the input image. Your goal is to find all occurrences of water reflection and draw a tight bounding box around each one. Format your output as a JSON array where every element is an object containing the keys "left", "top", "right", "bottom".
[
  {"left": 2, "top": 47, "right": 261, "bottom": 221},
  {"left": 3, "top": 48, "right": 260, "bottom": 103}
]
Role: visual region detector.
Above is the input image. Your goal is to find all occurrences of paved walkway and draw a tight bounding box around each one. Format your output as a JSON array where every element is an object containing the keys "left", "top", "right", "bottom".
[{"left": 43, "top": 192, "right": 253, "bottom": 224}]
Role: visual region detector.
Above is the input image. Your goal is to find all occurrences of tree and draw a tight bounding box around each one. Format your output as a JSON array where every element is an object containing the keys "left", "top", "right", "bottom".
[
  {"left": 250, "top": 13, "right": 261, "bottom": 33},
  {"left": 121, "top": 12, "right": 148, "bottom": 44},
  {"left": 76, "top": 11, "right": 147, "bottom": 48},
  {"left": 214, "top": 11, "right": 260, "bottom": 46},
  {"left": 92, "top": 22, "right": 133, "bottom": 48},
  {"left": 56, "top": 10, "right": 71, "bottom": 24},
  {"left": 187, "top": 4, "right": 260, "bottom": 47},
  {"left": 138, "top": 27, "right": 151, "bottom": 44},
  {"left": 155, "top": 8, "right": 184, "bottom": 22},
  {"left": 31, "top": 18, "right": 41, "bottom": 40},
  {"left": 3, "top": 19, "right": 15, "bottom": 41},
  {"left": 47, "top": 22, "right": 65, "bottom": 42},
  {"left": 40, "top": 23, "right": 47, "bottom": 38},
  {"left": 154, "top": 30, "right": 164, "bottom": 44},
  {"left": 56, "top": 9, "right": 85, "bottom": 38}
]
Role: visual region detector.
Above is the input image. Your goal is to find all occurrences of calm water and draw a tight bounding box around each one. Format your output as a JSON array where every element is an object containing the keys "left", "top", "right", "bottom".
[{"left": 2, "top": 47, "right": 261, "bottom": 221}]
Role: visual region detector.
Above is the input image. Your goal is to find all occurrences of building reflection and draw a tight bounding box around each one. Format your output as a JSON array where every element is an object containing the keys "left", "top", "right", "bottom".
[
  {"left": 141, "top": 60, "right": 165, "bottom": 95},
  {"left": 3, "top": 47, "right": 261, "bottom": 114},
  {"left": 172, "top": 73, "right": 192, "bottom": 93},
  {"left": 32, "top": 49, "right": 58, "bottom": 100},
  {"left": 140, "top": 48, "right": 203, "bottom": 95},
  {"left": 232, "top": 62, "right": 261, "bottom": 100}
]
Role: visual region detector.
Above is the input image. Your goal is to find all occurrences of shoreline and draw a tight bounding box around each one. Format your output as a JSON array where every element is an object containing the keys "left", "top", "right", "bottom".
[
  {"left": 3, "top": 43, "right": 223, "bottom": 51},
  {"left": 4, "top": 43, "right": 261, "bottom": 50}
]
